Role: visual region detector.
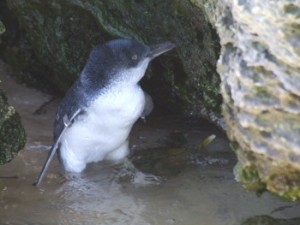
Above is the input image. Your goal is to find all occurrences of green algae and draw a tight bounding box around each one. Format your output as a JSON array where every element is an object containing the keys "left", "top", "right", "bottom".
[
  {"left": 233, "top": 142, "right": 300, "bottom": 201},
  {"left": 235, "top": 163, "right": 266, "bottom": 194}
]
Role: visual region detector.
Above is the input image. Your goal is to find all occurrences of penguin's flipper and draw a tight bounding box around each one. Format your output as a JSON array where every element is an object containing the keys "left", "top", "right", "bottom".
[
  {"left": 34, "top": 109, "right": 82, "bottom": 186},
  {"left": 140, "top": 92, "right": 153, "bottom": 122}
]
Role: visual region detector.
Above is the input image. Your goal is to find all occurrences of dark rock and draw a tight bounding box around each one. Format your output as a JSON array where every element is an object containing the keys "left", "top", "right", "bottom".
[
  {"left": 1, "top": 0, "right": 222, "bottom": 125},
  {"left": 242, "top": 215, "right": 300, "bottom": 225},
  {"left": 0, "top": 89, "right": 26, "bottom": 164}
]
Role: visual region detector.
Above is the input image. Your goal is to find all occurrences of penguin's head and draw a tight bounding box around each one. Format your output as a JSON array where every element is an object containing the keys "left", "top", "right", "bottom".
[{"left": 83, "top": 39, "right": 175, "bottom": 87}]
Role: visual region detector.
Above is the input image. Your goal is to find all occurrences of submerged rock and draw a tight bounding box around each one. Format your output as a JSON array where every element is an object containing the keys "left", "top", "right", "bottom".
[
  {"left": 0, "top": 89, "right": 26, "bottom": 164},
  {"left": 242, "top": 215, "right": 300, "bottom": 225},
  {"left": 216, "top": 1, "right": 300, "bottom": 200}
]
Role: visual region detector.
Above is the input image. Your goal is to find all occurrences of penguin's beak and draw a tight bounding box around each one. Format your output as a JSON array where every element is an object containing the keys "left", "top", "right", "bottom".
[{"left": 148, "top": 41, "right": 175, "bottom": 59}]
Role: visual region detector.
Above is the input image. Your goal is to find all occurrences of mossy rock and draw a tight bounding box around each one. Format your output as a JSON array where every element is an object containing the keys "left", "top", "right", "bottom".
[
  {"left": 233, "top": 144, "right": 300, "bottom": 201},
  {"left": 2, "top": 0, "right": 222, "bottom": 125},
  {"left": 0, "top": 89, "right": 26, "bottom": 164}
]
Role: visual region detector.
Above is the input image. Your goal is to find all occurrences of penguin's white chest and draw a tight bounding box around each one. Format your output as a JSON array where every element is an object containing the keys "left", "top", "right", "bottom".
[{"left": 60, "top": 85, "right": 145, "bottom": 172}]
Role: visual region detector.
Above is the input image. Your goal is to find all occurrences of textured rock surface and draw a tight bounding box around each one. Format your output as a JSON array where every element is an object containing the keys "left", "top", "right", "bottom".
[
  {"left": 217, "top": 0, "right": 300, "bottom": 200},
  {"left": 0, "top": 89, "right": 26, "bottom": 164},
  {"left": 1, "top": 0, "right": 222, "bottom": 125}
]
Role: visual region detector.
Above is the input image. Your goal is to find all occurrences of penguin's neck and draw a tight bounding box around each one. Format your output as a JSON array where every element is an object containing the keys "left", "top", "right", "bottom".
[
  {"left": 111, "top": 59, "right": 150, "bottom": 85},
  {"left": 89, "top": 79, "right": 145, "bottom": 127},
  {"left": 106, "top": 80, "right": 142, "bottom": 99}
]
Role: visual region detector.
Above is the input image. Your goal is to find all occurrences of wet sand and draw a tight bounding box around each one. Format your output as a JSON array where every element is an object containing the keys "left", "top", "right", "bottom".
[{"left": 0, "top": 60, "right": 299, "bottom": 225}]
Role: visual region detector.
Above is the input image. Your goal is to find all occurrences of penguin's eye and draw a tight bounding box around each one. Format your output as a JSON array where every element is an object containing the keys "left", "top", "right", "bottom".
[{"left": 132, "top": 54, "right": 138, "bottom": 60}]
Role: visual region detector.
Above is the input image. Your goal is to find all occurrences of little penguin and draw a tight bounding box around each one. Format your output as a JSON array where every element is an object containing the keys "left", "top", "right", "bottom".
[{"left": 35, "top": 39, "right": 175, "bottom": 186}]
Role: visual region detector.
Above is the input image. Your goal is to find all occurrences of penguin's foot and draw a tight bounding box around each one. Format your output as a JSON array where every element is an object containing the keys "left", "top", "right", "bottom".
[
  {"left": 116, "top": 158, "right": 161, "bottom": 186},
  {"left": 64, "top": 171, "right": 83, "bottom": 182},
  {"left": 131, "top": 171, "right": 161, "bottom": 186}
]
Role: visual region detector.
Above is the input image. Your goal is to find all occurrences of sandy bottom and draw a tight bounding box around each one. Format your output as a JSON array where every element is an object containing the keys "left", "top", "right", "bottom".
[{"left": 0, "top": 60, "right": 299, "bottom": 225}]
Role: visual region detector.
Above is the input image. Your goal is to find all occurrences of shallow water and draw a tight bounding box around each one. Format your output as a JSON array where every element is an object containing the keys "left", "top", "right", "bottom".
[{"left": 0, "top": 60, "right": 299, "bottom": 225}]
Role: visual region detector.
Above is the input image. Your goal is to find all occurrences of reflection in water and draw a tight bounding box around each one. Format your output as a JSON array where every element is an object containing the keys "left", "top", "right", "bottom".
[
  {"left": 56, "top": 167, "right": 148, "bottom": 225},
  {"left": 1, "top": 60, "right": 300, "bottom": 225}
]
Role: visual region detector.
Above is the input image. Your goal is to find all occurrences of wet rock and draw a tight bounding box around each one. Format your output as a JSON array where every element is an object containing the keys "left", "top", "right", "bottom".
[
  {"left": 242, "top": 215, "right": 300, "bottom": 225},
  {"left": 1, "top": 0, "right": 222, "bottom": 126},
  {"left": 0, "top": 89, "right": 26, "bottom": 164},
  {"left": 215, "top": 1, "right": 300, "bottom": 200}
]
